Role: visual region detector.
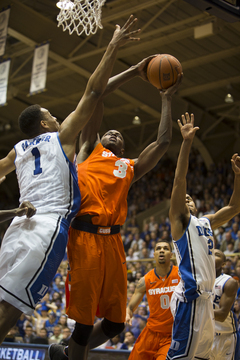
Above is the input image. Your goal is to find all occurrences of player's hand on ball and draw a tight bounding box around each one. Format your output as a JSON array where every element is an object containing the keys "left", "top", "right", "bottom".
[
  {"left": 160, "top": 73, "right": 183, "bottom": 97},
  {"left": 136, "top": 55, "right": 158, "bottom": 82}
]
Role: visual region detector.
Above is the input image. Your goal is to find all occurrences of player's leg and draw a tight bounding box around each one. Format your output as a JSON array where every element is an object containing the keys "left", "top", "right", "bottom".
[
  {"left": 0, "top": 214, "right": 69, "bottom": 312},
  {"left": 128, "top": 326, "right": 160, "bottom": 360},
  {"left": 155, "top": 333, "right": 172, "bottom": 360},
  {"left": 0, "top": 301, "right": 22, "bottom": 344},
  {"left": 66, "top": 230, "right": 103, "bottom": 360},
  {"left": 68, "top": 323, "right": 93, "bottom": 360},
  {"left": 209, "top": 333, "right": 235, "bottom": 360},
  {"left": 89, "top": 234, "right": 127, "bottom": 349},
  {"left": 89, "top": 318, "right": 124, "bottom": 349},
  {"left": 194, "top": 298, "right": 214, "bottom": 359},
  {"left": 166, "top": 298, "right": 199, "bottom": 360}
]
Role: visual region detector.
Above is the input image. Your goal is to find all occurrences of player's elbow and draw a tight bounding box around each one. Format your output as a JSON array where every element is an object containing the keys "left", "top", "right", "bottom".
[{"left": 89, "top": 89, "right": 103, "bottom": 101}]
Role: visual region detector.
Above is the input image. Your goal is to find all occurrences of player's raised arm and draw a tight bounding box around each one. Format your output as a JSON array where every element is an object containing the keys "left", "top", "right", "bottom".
[
  {"left": 132, "top": 73, "right": 182, "bottom": 183},
  {"left": 77, "top": 55, "right": 156, "bottom": 162},
  {"left": 205, "top": 153, "right": 240, "bottom": 230},
  {"left": 169, "top": 113, "right": 199, "bottom": 240},
  {"left": 126, "top": 277, "right": 146, "bottom": 326},
  {"left": 59, "top": 15, "right": 140, "bottom": 161}
]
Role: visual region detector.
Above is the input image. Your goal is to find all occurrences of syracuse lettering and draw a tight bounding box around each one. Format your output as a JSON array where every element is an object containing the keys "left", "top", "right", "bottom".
[{"left": 148, "top": 286, "right": 177, "bottom": 295}]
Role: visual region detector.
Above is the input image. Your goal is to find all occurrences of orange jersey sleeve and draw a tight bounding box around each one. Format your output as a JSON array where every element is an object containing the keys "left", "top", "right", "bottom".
[
  {"left": 145, "top": 266, "right": 180, "bottom": 334},
  {"left": 76, "top": 143, "right": 135, "bottom": 226}
]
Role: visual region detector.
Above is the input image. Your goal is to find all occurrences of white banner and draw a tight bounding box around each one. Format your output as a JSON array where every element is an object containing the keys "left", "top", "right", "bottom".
[
  {"left": 29, "top": 42, "right": 49, "bottom": 95},
  {"left": 0, "top": 8, "right": 10, "bottom": 57},
  {"left": 0, "top": 59, "right": 10, "bottom": 106}
]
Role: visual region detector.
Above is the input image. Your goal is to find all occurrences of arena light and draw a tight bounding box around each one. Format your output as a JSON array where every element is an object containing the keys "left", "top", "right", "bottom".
[
  {"left": 225, "top": 93, "right": 234, "bottom": 103},
  {"left": 132, "top": 115, "right": 141, "bottom": 125}
]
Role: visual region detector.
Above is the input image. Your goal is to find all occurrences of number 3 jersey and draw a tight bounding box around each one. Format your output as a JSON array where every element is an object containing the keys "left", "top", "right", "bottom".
[
  {"left": 173, "top": 215, "right": 215, "bottom": 302},
  {"left": 76, "top": 143, "right": 135, "bottom": 226},
  {"left": 145, "top": 266, "right": 180, "bottom": 334},
  {"left": 14, "top": 132, "right": 80, "bottom": 223}
]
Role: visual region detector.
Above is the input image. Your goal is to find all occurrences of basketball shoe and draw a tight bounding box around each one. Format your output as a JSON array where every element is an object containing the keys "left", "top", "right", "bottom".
[{"left": 48, "top": 344, "right": 68, "bottom": 360}]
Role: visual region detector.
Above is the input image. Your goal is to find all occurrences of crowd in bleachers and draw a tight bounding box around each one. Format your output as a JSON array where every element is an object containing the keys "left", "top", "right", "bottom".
[{"left": 1, "top": 149, "right": 240, "bottom": 350}]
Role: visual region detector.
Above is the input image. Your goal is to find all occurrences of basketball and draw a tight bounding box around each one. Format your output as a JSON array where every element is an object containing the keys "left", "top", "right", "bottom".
[{"left": 147, "top": 54, "right": 182, "bottom": 90}]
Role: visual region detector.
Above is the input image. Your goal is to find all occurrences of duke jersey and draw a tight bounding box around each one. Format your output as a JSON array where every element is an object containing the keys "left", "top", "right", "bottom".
[
  {"left": 173, "top": 215, "right": 215, "bottom": 302},
  {"left": 145, "top": 266, "right": 180, "bottom": 333},
  {"left": 76, "top": 143, "right": 135, "bottom": 226},
  {"left": 213, "top": 274, "right": 237, "bottom": 334},
  {"left": 14, "top": 132, "right": 80, "bottom": 223}
]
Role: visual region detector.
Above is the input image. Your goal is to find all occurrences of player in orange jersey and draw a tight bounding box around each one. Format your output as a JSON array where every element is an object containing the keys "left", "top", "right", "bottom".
[
  {"left": 49, "top": 51, "right": 182, "bottom": 360},
  {"left": 126, "top": 240, "right": 180, "bottom": 360}
]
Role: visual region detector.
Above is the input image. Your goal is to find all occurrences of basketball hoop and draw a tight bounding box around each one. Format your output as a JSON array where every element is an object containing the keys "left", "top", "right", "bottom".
[{"left": 56, "top": 0, "right": 106, "bottom": 36}]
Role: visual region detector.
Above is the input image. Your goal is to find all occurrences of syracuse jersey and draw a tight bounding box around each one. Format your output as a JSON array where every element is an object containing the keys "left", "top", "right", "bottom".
[
  {"left": 76, "top": 142, "right": 135, "bottom": 226},
  {"left": 145, "top": 265, "right": 180, "bottom": 334}
]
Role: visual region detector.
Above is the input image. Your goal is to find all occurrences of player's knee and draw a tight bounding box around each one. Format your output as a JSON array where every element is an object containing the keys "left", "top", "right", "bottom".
[
  {"left": 71, "top": 322, "right": 93, "bottom": 346},
  {"left": 101, "top": 318, "right": 125, "bottom": 338}
]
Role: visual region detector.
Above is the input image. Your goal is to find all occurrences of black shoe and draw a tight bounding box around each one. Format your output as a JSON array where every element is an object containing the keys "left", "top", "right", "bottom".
[{"left": 48, "top": 344, "right": 68, "bottom": 360}]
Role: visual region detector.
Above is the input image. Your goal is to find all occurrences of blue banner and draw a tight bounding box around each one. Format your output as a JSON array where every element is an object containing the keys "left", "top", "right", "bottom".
[{"left": 0, "top": 345, "right": 46, "bottom": 360}]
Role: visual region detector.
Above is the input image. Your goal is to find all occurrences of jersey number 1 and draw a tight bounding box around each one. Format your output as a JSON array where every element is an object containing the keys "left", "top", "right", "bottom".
[{"left": 31, "top": 147, "right": 42, "bottom": 175}]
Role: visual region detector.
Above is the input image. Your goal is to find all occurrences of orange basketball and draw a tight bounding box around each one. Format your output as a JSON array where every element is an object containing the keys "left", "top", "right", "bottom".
[{"left": 147, "top": 54, "right": 182, "bottom": 90}]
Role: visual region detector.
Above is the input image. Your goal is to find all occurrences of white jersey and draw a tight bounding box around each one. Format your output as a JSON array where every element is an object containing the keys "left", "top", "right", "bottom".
[
  {"left": 213, "top": 273, "right": 237, "bottom": 334},
  {"left": 173, "top": 215, "right": 215, "bottom": 302},
  {"left": 14, "top": 132, "right": 80, "bottom": 223}
]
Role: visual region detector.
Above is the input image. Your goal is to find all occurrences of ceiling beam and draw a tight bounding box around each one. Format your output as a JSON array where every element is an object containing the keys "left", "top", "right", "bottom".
[
  {"left": 70, "top": 13, "right": 209, "bottom": 62},
  {"left": 201, "top": 106, "right": 237, "bottom": 140},
  {"left": 182, "top": 45, "right": 240, "bottom": 70},
  {"left": 179, "top": 75, "right": 240, "bottom": 97},
  {"left": 102, "top": 0, "right": 172, "bottom": 23}
]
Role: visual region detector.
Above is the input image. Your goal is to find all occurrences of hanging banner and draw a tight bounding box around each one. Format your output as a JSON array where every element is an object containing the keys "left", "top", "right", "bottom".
[
  {"left": 0, "top": 8, "right": 10, "bottom": 57},
  {"left": 0, "top": 59, "right": 10, "bottom": 106},
  {"left": 29, "top": 42, "right": 49, "bottom": 95}
]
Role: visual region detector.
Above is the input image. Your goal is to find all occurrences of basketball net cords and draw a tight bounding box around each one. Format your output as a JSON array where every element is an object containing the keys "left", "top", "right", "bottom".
[{"left": 57, "top": 0, "right": 106, "bottom": 36}]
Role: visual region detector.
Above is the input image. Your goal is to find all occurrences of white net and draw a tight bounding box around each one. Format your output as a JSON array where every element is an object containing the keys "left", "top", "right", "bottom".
[{"left": 57, "top": 0, "right": 106, "bottom": 36}]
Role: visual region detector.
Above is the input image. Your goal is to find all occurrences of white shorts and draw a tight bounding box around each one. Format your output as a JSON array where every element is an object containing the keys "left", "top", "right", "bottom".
[
  {"left": 0, "top": 213, "right": 69, "bottom": 314},
  {"left": 210, "top": 332, "right": 237, "bottom": 360},
  {"left": 167, "top": 292, "right": 215, "bottom": 360}
]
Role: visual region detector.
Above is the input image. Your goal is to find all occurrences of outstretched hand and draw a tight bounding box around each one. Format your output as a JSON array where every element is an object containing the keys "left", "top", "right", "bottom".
[
  {"left": 110, "top": 15, "right": 141, "bottom": 48},
  {"left": 231, "top": 153, "right": 240, "bottom": 175},
  {"left": 160, "top": 72, "right": 183, "bottom": 98},
  {"left": 178, "top": 112, "right": 199, "bottom": 141},
  {"left": 16, "top": 201, "right": 36, "bottom": 218}
]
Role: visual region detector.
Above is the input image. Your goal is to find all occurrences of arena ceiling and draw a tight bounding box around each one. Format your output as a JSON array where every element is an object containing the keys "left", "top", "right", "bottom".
[{"left": 0, "top": 0, "right": 240, "bottom": 201}]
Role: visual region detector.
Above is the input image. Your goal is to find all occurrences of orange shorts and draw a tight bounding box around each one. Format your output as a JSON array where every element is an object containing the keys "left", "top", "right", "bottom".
[
  {"left": 66, "top": 227, "right": 127, "bottom": 325},
  {"left": 129, "top": 325, "right": 172, "bottom": 360}
]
